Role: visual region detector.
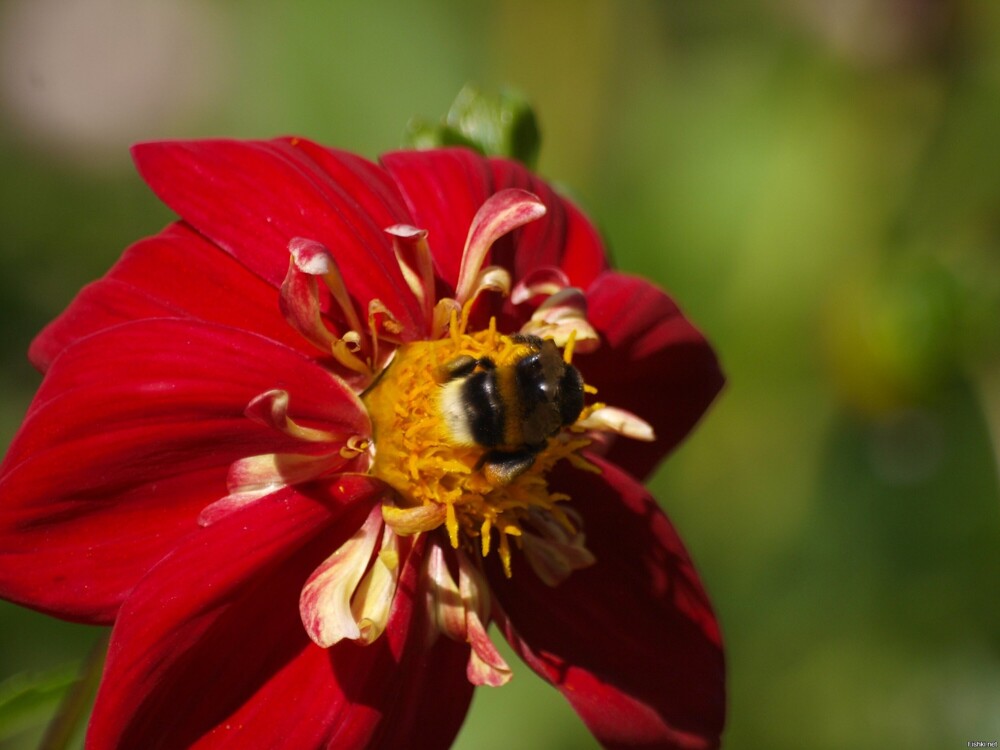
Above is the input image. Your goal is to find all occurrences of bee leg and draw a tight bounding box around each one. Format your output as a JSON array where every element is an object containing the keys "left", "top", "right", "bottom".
[
  {"left": 436, "top": 355, "right": 477, "bottom": 383},
  {"left": 435, "top": 355, "right": 496, "bottom": 383},
  {"left": 480, "top": 449, "right": 538, "bottom": 486}
]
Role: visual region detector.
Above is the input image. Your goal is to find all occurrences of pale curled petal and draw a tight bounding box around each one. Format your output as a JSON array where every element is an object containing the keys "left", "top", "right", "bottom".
[
  {"left": 454, "top": 189, "right": 547, "bottom": 305},
  {"left": 385, "top": 224, "right": 435, "bottom": 329},
  {"left": 330, "top": 338, "right": 372, "bottom": 377},
  {"left": 457, "top": 552, "right": 490, "bottom": 622},
  {"left": 424, "top": 544, "right": 510, "bottom": 686},
  {"left": 466, "top": 608, "right": 512, "bottom": 687},
  {"left": 458, "top": 553, "right": 509, "bottom": 686},
  {"left": 384, "top": 224, "right": 427, "bottom": 240},
  {"left": 426, "top": 543, "right": 466, "bottom": 641},
  {"left": 383, "top": 502, "right": 447, "bottom": 536},
  {"left": 577, "top": 405, "right": 656, "bottom": 441},
  {"left": 279, "top": 256, "right": 337, "bottom": 353},
  {"left": 459, "top": 266, "right": 513, "bottom": 332},
  {"left": 432, "top": 297, "right": 461, "bottom": 339},
  {"left": 196, "top": 488, "right": 275, "bottom": 528},
  {"left": 519, "top": 318, "right": 600, "bottom": 353},
  {"left": 368, "top": 298, "right": 403, "bottom": 337},
  {"left": 227, "top": 451, "right": 346, "bottom": 494},
  {"left": 299, "top": 502, "right": 384, "bottom": 647},
  {"left": 520, "top": 287, "right": 600, "bottom": 353},
  {"left": 511, "top": 266, "right": 571, "bottom": 305},
  {"left": 351, "top": 529, "right": 401, "bottom": 644},
  {"left": 288, "top": 237, "right": 364, "bottom": 336},
  {"left": 521, "top": 531, "right": 597, "bottom": 587},
  {"left": 473, "top": 266, "right": 512, "bottom": 297},
  {"left": 520, "top": 507, "right": 596, "bottom": 586},
  {"left": 198, "top": 452, "right": 344, "bottom": 526},
  {"left": 288, "top": 236, "right": 335, "bottom": 275},
  {"left": 245, "top": 389, "right": 340, "bottom": 443}
]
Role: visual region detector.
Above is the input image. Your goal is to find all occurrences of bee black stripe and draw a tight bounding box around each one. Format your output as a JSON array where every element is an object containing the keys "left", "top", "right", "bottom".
[{"left": 462, "top": 370, "right": 505, "bottom": 447}]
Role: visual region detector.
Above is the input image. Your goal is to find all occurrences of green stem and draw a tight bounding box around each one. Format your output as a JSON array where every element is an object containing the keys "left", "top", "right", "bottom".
[{"left": 39, "top": 631, "right": 109, "bottom": 750}]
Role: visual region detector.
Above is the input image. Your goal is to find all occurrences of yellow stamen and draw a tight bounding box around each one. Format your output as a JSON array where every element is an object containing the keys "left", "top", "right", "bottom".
[
  {"left": 362, "top": 316, "right": 595, "bottom": 574},
  {"left": 563, "top": 328, "right": 577, "bottom": 364}
]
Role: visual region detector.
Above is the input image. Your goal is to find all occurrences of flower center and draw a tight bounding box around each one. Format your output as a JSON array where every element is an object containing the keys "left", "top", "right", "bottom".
[{"left": 362, "top": 319, "right": 593, "bottom": 577}]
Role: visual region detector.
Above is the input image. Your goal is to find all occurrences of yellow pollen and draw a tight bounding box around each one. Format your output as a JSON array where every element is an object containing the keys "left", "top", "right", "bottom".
[{"left": 362, "top": 322, "right": 592, "bottom": 576}]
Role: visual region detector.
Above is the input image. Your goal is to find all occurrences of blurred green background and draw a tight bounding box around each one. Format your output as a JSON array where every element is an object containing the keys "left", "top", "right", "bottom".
[{"left": 2, "top": 0, "right": 1000, "bottom": 748}]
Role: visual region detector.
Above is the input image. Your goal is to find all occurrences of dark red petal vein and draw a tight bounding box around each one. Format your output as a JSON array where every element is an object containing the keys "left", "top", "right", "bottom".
[
  {"left": 490, "top": 457, "right": 725, "bottom": 750},
  {"left": 580, "top": 272, "right": 724, "bottom": 481},
  {"left": 380, "top": 149, "right": 610, "bottom": 305},
  {"left": 0, "top": 319, "right": 367, "bottom": 623},
  {"left": 131, "top": 138, "right": 423, "bottom": 338},
  {"left": 86, "top": 482, "right": 472, "bottom": 750},
  {"left": 380, "top": 148, "right": 496, "bottom": 294},
  {"left": 488, "top": 157, "right": 608, "bottom": 289},
  {"left": 30, "top": 222, "right": 315, "bottom": 372}
]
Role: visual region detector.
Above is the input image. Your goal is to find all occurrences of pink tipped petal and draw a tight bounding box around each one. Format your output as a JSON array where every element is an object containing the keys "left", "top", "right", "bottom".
[
  {"left": 424, "top": 545, "right": 510, "bottom": 687},
  {"left": 425, "top": 542, "right": 468, "bottom": 641},
  {"left": 287, "top": 238, "right": 367, "bottom": 340},
  {"left": 511, "top": 266, "right": 572, "bottom": 305},
  {"left": 381, "top": 149, "right": 609, "bottom": 299},
  {"left": 520, "top": 523, "right": 596, "bottom": 587},
  {"left": 29, "top": 223, "right": 315, "bottom": 371},
  {"left": 88, "top": 484, "right": 357, "bottom": 749},
  {"left": 454, "top": 188, "right": 547, "bottom": 305},
  {"left": 380, "top": 149, "right": 496, "bottom": 290},
  {"left": 288, "top": 237, "right": 336, "bottom": 275},
  {"left": 385, "top": 224, "right": 435, "bottom": 329},
  {"left": 279, "top": 254, "right": 340, "bottom": 353},
  {"left": 0, "top": 319, "right": 367, "bottom": 622},
  {"left": 199, "top": 451, "right": 354, "bottom": 526},
  {"left": 352, "top": 531, "right": 401, "bottom": 645},
  {"left": 466, "top": 608, "right": 512, "bottom": 687},
  {"left": 300, "top": 501, "right": 386, "bottom": 647},
  {"left": 244, "top": 389, "right": 347, "bottom": 444},
  {"left": 488, "top": 158, "right": 609, "bottom": 288},
  {"left": 472, "top": 265, "right": 513, "bottom": 297},
  {"left": 226, "top": 452, "right": 349, "bottom": 496},
  {"left": 520, "top": 286, "right": 600, "bottom": 352},
  {"left": 580, "top": 272, "right": 724, "bottom": 481},
  {"left": 459, "top": 558, "right": 511, "bottom": 687},
  {"left": 130, "top": 138, "right": 423, "bottom": 339},
  {"left": 490, "top": 457, "right": 725, "bottom": 750},
  {"left": 382, "top": 502, "right": 448, "bottom": 536},
  {"left": 578, "top": 406, "right": 656, "bottom": 442},
  {"left": 88, "top": 486, "right": 472, "bottom": 750}
]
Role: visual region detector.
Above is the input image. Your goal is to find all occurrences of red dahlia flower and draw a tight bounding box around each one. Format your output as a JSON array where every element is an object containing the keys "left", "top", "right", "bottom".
[{"left": 0, "top": 138, "right": 725, "bottom": 749}]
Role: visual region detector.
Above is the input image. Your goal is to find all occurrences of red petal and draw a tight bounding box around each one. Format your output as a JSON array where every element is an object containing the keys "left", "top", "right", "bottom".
[
  {"left": 380, "top": 149, "right": 494, "bottom": 293},
  {"left": 130, "top": 138, "right": 423, "bottom": 338},
  {"left": 488, "top": 157, "right": 609, "bottom": 289},
  {"left": 29, "top": 223, "right": 314, "bottom": 371},
  {"left": 579, "top": 272, "right": 724, "bottom": 481},
  {"left": 490, "top": 457, "right": 725, "bottom": 750},
  {"left": 87, "top": 484, "right": 473, "bottom": 750},
  {"left": 0, "top": 319, "right": 367, "bottom": 623},
  {"left": 380, "top": 149, "right": 609, "bottom": 297}
]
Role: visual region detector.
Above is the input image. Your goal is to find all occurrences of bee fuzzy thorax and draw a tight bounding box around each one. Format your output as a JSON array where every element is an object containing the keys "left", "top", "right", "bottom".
[
  {"left": 361, "top": 324, "right": 594, "bottom": 576},
  {"left": 437, "top": 336, "right": 584, "bottom": 485}
]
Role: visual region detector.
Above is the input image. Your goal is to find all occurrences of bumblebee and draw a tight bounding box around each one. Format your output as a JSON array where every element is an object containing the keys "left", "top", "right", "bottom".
[{"left": 438, "top": 335, "right": 585, "bottom": 485}]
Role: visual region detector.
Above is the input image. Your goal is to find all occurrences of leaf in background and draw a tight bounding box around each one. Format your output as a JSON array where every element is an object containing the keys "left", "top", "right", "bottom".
[
  {"left": 404, "top": 85, "right": 541, "bottom": 168},
  {"left": 0, "top": 667, "right": 77, "bottom": 740}
]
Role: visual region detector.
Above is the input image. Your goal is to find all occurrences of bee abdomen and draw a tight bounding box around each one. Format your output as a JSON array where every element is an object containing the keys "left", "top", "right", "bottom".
[{"left": 461, "top": 370, "right": 505, "bottom": 447}]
